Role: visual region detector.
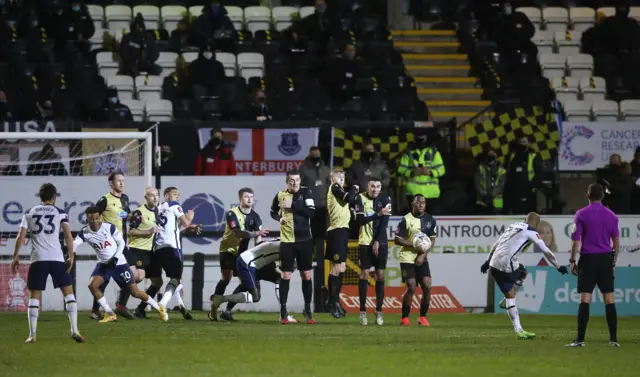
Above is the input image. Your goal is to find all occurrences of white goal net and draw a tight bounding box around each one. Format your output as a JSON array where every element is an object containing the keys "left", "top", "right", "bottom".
[{"left": 0, "top": 132, "right": 152, "bottom": 312}]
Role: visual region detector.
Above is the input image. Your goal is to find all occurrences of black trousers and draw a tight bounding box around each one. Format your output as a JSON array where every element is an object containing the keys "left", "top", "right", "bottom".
[{"left": 311, "top": 207, "right": 328, "bottom": 313}]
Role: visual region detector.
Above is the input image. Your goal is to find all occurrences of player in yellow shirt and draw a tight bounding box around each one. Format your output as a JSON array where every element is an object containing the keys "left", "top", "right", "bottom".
[{"left": 394, "top": 194, "right": 437, "bottom": 327}]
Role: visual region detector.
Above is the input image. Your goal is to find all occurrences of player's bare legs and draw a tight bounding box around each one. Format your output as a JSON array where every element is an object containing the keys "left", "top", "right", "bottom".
[
  {"left": 128, "top": 283, "right": 168, "bottom": 321},
  {"left": 417, "top": 276, "right": 431, "bottom": 326},
  {"left": 401, "top": 277, "right": 417, "bottom": 326},
  {"left": 89, "top": 275, "right": 117, "bottom": 323},
  {"left": 91, "top": 280, "right": 108, "bottom": 320},
  {"left": 135, "top": 277, "right": 163, "bottom": 318}
]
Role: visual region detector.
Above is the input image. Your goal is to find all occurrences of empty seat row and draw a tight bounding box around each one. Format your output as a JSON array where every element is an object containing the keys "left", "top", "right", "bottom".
[
  {"left": 562, "top": 98, "right": 640, "bottom": 121},
  {"left": 120, "top": 99, "right": 173, "bottom": 121},
  {"left": 552, "top": 76, "right": 606, "bottom": 103},
  {"left": 96, "top": 51, "right": 264, "bottom": 80},
  {"left": 532, "top": 30, "right": 584, "bottom": 55},
  {"left": 87, "top": 4, "right": 313, "bottom": 34},
  {"left": 517, "top": 6, "right": 640, "bottom": 33},
  {"left": 539, "top": 53, "right": 594, "bottom": 79}
]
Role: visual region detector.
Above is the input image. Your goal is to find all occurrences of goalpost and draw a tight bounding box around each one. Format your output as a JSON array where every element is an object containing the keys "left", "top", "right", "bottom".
[{"left": 0, "top": 131, "right": 153, "bottom": 313}]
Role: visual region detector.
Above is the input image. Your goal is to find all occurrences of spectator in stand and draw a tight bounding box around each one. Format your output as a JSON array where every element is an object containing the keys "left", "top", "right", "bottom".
[
  {"left": 119, "top": 13, "right": 161, "bottom": 76},
  {"left": 327, "top": 43, "right": 365, "bottom": 102},
  {"left": 598, "top": 154, "right": 633, "bottom": 214},
  {"left": 5, "top": 65, "right": 39, "bottom": 121},
  {"left": 474, "top": 147, "right": 506, "bottom": 214},
  {"left": 348, "top": 140, "right": 390, "bottom": 194},
  {"left": 503, "top": 136, "right": 542, "bottom": 215},
  {"left": 0, "top": 151, "right": 21, "bottom": 176},
  {"left": 188, "top": 43, "right": 226, "bottom": 101},
  {"left": 52, "top": 1, "right": 94, "bottom": 57},
  {"left": 90, "top": 87, "right": 133, "bottom": 121},
  {"left": 194, "top": 128, "right": 236, "bottom": 176},
  {"left": 631, "top": 147, "right": 640, "bottom": 214},
  {"left": 0, "top": 89, "right": 10, "bottom": 120},
  {"left": 190, "top": 1, "right": 237, "bottom": 51},
  {"left": 26, "top": 12, "right": 55, "bottom": 64},
  {"left": 289, "top": 0, "right": 340, "bottom": 58},
  {"left": 495, "top": 2, "right": 535, "bottom": 60},
  {"left": 163, "top": 55, "right": 190, "bottom": 118},
  {"left": 598, "top": 3, "right": 640, "bottom": 54},
  {"left": 398, "top": 133, "right": 445, "bottom": 214},
  {"left": 93, "top": 145, "right": 127, "bottom": 175},
  {"left": 156, "top": 145, "right": 183, "bottom": 176},
  {"left": 26, "top": 144, "right": 68, "bottom": 176},
  {"left": 247, "top": 88, "right": 271, "bottom": 121}
]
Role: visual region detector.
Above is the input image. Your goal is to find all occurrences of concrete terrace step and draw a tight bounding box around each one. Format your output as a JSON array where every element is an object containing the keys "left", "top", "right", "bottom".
[
  {"left": 430, "top": 111, "right": 496, "bottom": 122},
  {"left": 418, "top": 88, "right": 484, "bottom": 101},
  {"left": 414, "top": 76, "right": 478, "bottom": 89},
  {"left": 391, "top": 29, "right": 456, "bottom": 41},
  {"left": 402, "top": 53, "right": 469, "bottom": 66},
  {"left": 406, "top": 64, "right": 470, "bottom": 76},
  {"left": 393, "top": 41, "right": 460, "bottom": 54},
  {"left": 427, "top": 100, "right": 491, "bottom": 116}
]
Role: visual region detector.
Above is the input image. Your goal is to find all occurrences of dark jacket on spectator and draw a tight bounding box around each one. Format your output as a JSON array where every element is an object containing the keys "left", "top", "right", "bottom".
[
  {"left": 299, "top": 157, "right": 331, "bottom": 209},
  {"left": 53, "top": 4, "right": 94, "bottom": 47},
  {"left": 347, "top": 153, "right": 391, "bottom": 191},
  {"left": 194, "top": 140, "right": 236, "bottom": 176},
  {"left": 599, "top": 163, "right": 633, "bottom": 214},
  {"left": 190, "top": 4, "right": 237, "bottom": 49},
  {"left": 188, "top": 52, "right": 226, "bottom": 90},
  {"left": 119, "top": 16, "right": 160, "bottom": 76},
  {"left": 631, "top": 156, "right": 640, "bottom": 214}
]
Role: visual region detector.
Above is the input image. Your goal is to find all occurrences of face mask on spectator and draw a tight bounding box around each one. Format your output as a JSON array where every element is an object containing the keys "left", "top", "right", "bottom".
[
  {"left": 503, "top": 5, "right": 512, "bottom": 15},
  {"left": 110, "top": 97, "right": 118, "bottom": 104},
  {"left": 203, "top": 51, "right": 213, "bottom": 60},
  {"left": 211, "top": 137, "right": 222, "bottom": 147},
  {"left": 309, "top": 155, "right": 321, "bottom": 164},
  {"left": 72, "top": 4, "right": 81, "bottom": 12},
  {"left": 361, "top": 151, "right": 374, "bottom": 162}
]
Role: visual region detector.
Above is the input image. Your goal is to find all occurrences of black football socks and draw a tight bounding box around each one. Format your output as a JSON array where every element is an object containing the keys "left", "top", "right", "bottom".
[
  {"left": 137, "top": 285, "right": 160, "bottom": 311},
  {"left": 358, "top": 279, "right": 368, "bottom": 312},
  {"left": 214, "top": 279, "right": 230, "bottom": 296},
  {"left": 279, "top": 279, "right": 290, "bottom": 319},
  {"left": 577, "top": 302, "right": 590, "bottom": 342},
  {"left": 375, "top": 280, "right": 384, "bottom": 312},
  {"left": 605, "top": 303, "right": 618, "bottom": 342}
]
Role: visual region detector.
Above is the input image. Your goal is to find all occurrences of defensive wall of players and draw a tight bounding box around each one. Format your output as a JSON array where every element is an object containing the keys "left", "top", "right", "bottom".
[{"left": 1, "top": 175, "right": 640, "bottom": 315}]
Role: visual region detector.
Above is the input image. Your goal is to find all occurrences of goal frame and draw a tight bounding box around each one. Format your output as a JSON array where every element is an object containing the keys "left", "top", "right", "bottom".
[{"left": 0, "top": 132, "right": 153, "bottom": 187}]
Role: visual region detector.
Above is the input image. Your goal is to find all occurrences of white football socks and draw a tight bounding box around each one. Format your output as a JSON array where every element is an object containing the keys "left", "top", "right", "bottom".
[
  {"left": 64, "top": 294, "right": 79, "bottom": 334},
  {"left": 28, "top": 299, "right": 39, "bottom": 337},
  {"left": 505, "top": 298, "right": 523, "bottom": 333},
  {"left": 174, "top": 284, "right": 186, "bottom": 308},
  {"left": 97, "top": 296, "right": 114, "bottom": 315},
  {"left": 145, "top": 297, "right": 160, "bottom": 310},
  {"left": 160, "top": 283, "right": 176, "bottom": 308}
]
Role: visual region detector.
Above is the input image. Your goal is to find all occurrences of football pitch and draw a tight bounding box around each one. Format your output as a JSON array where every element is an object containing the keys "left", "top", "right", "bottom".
[{"left": 1, "top": 312, "right": 638, "bottom": 377}]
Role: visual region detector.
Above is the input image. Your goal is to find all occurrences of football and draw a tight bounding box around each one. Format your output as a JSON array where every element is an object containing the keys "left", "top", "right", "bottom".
[{"left": 412, "top": 232, "right": 432, "bottom": 254}]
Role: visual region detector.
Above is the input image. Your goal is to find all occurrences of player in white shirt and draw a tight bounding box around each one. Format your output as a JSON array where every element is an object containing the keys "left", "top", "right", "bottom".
[
  {"left": 480, "top": 213, "right": 568, "bottom": 339},
  {"left": 11, "top": 183, "right": 83, "bottom": 344},
  {"left": 138, "top": 187, "right": 199, "bottom": 320},
  {"left": 76, "top": 206, "right": 168, "bottom": 322}
]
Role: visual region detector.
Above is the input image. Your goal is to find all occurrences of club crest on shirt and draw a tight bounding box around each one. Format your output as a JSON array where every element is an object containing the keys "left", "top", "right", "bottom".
[
  {"left": 277, "top": 133, "right": 301, "bottom": 156},
  {"left": 229, "top": 220, "right": 237, "bottom": 228}
]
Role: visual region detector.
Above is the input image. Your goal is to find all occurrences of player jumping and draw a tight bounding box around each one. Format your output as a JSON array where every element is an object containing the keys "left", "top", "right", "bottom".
[
  {"left": 480, "top": 212, "right": 568, "bottom": 339},
  {"left": 11, "top": 183, "right": 83, "bottom": 343},
  {"left": 77, "top": 206, "right": 168, "bottom": 322}
]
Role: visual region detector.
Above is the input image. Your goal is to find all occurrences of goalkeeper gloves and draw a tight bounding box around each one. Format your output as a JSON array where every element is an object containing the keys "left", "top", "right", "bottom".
[
  {"left": 557, "top": 265, "right": 569, "bottom": 275},
  {"left": 480, "top": 260, "right": 490, "bottom": 274}
]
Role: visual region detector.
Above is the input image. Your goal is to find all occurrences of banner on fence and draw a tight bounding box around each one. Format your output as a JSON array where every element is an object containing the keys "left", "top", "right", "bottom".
[
  {"left": 339, "top": 286, "right": 464, "bottom": 314},
  {"left": 494, "top": 266, "right": 640, "bottom": 315},
  {"left": 0, "top": 263, "right": 29, "bottom": 312},
  {"left": 197, "top": 128, "right": 319, "bottom": 175},
  {"left": 558, "top": 122, "right": 640, "bottom": 171}
]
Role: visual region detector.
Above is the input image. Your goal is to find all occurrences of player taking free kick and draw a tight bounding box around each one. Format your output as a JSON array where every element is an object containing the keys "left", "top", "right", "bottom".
[
  {"left": 12, "top": 183, "right": 83, "bottom": 344},
  {"left": 77, "top": 206, "right": 168, "bottom": 322}
]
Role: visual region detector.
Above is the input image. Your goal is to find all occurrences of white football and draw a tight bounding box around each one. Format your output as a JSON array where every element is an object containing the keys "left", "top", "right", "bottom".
[{"left": 412, "top": 232, "right": 432, "bottom": 254}]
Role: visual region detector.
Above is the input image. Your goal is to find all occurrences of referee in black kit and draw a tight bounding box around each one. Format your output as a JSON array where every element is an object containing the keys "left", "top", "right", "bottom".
[{"left": 566, "top": 184, "right": 620, "bottom": 348}]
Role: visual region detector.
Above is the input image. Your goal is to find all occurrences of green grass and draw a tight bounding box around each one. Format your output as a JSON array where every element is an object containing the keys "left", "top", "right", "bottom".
[{"left": 1, "top": 311, "right": 638, "bottom": 377}]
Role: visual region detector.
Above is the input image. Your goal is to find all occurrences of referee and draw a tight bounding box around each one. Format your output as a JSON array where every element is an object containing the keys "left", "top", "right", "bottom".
[{"left": 566, "top": 184, "right": 620, "bottom": 348}]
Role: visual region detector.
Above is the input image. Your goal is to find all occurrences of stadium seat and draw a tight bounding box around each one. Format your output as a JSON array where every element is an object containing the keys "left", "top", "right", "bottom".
[
  {"left": 551, "top": 76, "right": 579, "bottom": 103},
  {"left": 597, "top": 7, "right": 615, "bottom": 18},
  {"left": 300, "top": 6, "right": 315, "bottom": 19},
  {"left": 96, "top": 51, "right": 119, "bottom": 79},
  {"left": 237, "top": 52, "right": 264, "bottom": 81},
  {"left": 105, "top": 5, "right": 133, "bottom": 32},
  {"left": 107, "top": 75, "right": 135, "bottom": 100},
  {"left": 189, "top": 6, "right": 204, "bottom": 18},
  {"left": 620, "top": 99, "right": 640, "bottom": 120},
  {"left": 90, "top": 28, "right": 113, "bottom": 51},
  {"left": 156, "top": 52, "right": 179, "bottom": 72},
  {"left": 567, "top": 54, "right": 593, "bottom": 79},
  {"left": 542, "top": 7, "right": 569, "bottom": 32},
  {"left": 182, "top": 52, "right": 199, "bottom": 63},
  {"left": 272, "top": 6, "right": 298, "bottom": 31},
  {"left": 217, "top": 52, "right": 237, "bottom": 76},
  {"left": 579, "top": 76, "right": 606, "bottom": 103},
  {"left": 113, "top": 27, "right": 129, "bottom": 43},
  {"left": 226, "top": 6, "right": 244, "bottom": 31},
  {"left": 244, "top": 6, "right": 272, "bottom": 33},
  {"left": 87, "top": 4, "right": 105, "bottom": 30},
  {"left": 539, "top": 53, "right": 567, "bottom": 80},
  {"left": 120, "top": 99, "right": 144, "bottom": 121},
  {"left": 563, "top": 99, "right": 591, "bottom": 121},
  {"left": 517, "top": 7, "right": 542, "bottom": 31},
  {"left": 592, "top": 99, "right": 619, "bottom": 121},
  {"left": 555, "top": 31, "right": 581, "bottom": 56},
  {"left": 630, "top": 7, "right": 640, "bottom": 22},
  {"left": 569, "top": 7, "right": 595, "bottom": 33},
  {"left": 161, "top": 5, "right": 187, "bottom": 35},
  {"left": 135, "top": 75, "right": 163, "bottom": 101},
  {"left": 133, "top": 5, "right": 161, "bottom": 30},
  {"left": 532, "top": 30, "right": 555, "bottom": 55},
  {"left": 145, "top": 99, "right": 174, "bottom": 121}
]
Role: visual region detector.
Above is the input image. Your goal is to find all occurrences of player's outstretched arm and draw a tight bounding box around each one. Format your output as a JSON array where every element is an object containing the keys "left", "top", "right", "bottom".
[
  {"left": 527, "top": 231, "right": 563, "bottom": 271},
  {"left": 11, "top": 227, "right": 27, "bottom": 272},
  {"left": 62, "top": 223, "right": 75, "bottom": 272}
]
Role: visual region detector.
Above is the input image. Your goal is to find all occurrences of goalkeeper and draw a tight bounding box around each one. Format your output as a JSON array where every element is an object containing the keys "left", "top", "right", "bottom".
[{"left": 394, "top": 194, "right": 437, "bottom": 327}]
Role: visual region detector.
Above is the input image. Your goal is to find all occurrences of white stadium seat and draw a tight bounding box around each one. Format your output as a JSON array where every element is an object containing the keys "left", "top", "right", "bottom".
[
  {"left": 563, "top": 99, "right": 591, "bottom": 122},
  {"left": 532, "top": 30, "right": 555, "bottom": 55},
  {"left": 592, "top": 99, "right": 619, "bottom": 121},
  {"left": 182, "top": 52, "right": 199, "bottom": 63},
  {"left": 630, "top": 7, "right": 640, "bottom": 22},
  {"left": 555, "top": 31, "right": 581, "bottom": 56},
  {"left": 90, "top": 28, "right": 113, "bottom": 51},
  {"left": 87, "top": 5, "right": 104, "bottom": 30},
  {"left": 569, "top": 7, "right": 595, "bottom": 33},
  {"left": 551, "top": 76, "right": 579, "bottom": 103},
  {"left": 539, "top": 53, "right": 567, "bottom": 80},
  {"left": 113, "top": 28, "right": 129, "bottom": 43},
  {"left": 96, "top": 51, "right": 119, "bottom": 79},
  {"left": 189, "top": 6, "right": 204, "bottom": 18},
  {"left": 579, "top": 76, "right": 606, "bottom": 103},
  {"left": 156, "top": 52, "right": 179, "bottom": 71},
  {"left": 299, "top": 6, "right": 315, "bottom": 19},
  {"left": 135, "top": 75, "right": 163, "bottom": 102},
  {"left": 161, "top": 5, "right": 187, "bottom": 34},
  {"left": 105, "top": 5, "right": 133, "bottom": 32},
  {"left": 597, "top": 7, "right": 615, "bottom": 18},
  {"left": 237, "top": 52, "right": 264, "bottom": 81},
  {"left": 120, "top": 99, "right": 145, "bottom": 122},
  {"left": 107, "top": 75, "right": 135, "bottom": 100},
  {"left": 133, "top": 5, "right": 161, "bottom": 30},
  {"left": 619, "top": 99, "right": 640, "bottom": 121},
  {"left": 226, "top": 6, "right": 244, "bottom": 31},
  {"left": 567, "top": 54, "right": 593, "bottom": 79},
  {"left": 516, "top": 7, "right": 542, "bottom": 30},
  {"left": 273, "top": 6, "right": 298, "bottom": 31},
  {"left": 216, "top": 52, "right": 237, "bottom": 76},
  {"left": 542, "top": 7, "right": 569, "bottom": 32},
  {"left": 244, "top": 6, "right": 272, "bottom": 33},
  {"left": 145, "top": 99, "right": 174, "bottom": 121}
]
